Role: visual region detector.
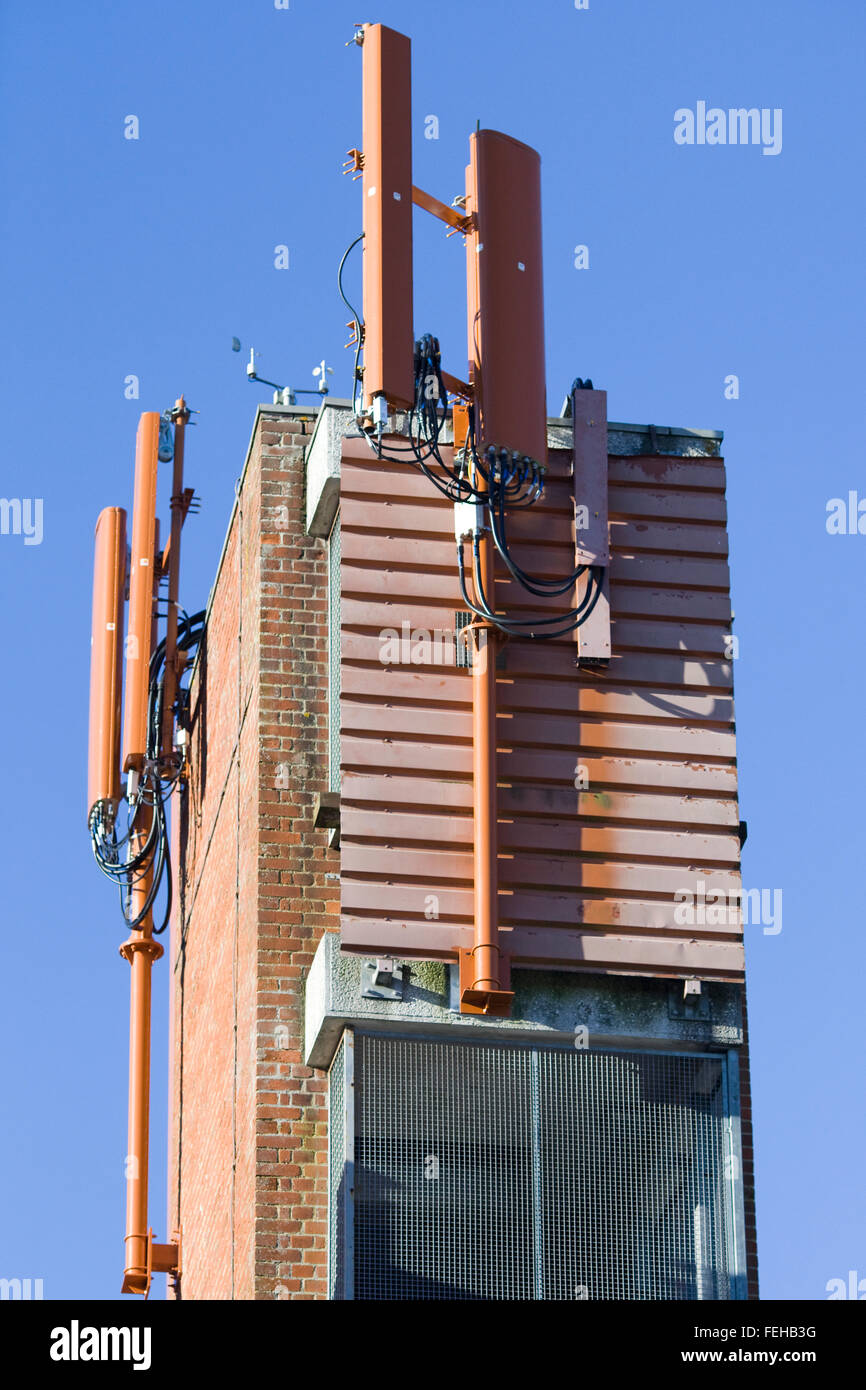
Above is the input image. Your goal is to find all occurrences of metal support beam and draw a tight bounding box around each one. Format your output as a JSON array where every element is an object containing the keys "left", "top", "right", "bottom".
[{"left": 411, "top": 183, "right": 471, "bottom": 233}]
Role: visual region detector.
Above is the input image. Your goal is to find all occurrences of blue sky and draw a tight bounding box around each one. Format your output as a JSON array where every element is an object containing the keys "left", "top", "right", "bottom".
[{"left": 1, "top": 0, "right": 863, "bottom": 1301}]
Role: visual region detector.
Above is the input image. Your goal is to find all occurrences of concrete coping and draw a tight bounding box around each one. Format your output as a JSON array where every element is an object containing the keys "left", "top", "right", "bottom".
[
  {"left": 304, "top": 933, "right": 744, "bottom": 1071},
  {"left": 303, "top": 401, "right": 725, "bottom": 536}
]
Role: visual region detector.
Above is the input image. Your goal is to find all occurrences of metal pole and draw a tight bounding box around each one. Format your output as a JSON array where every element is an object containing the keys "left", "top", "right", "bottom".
[
  {"left": 120, "top": 807, "right": 162, "bottom": 1297},
  {"left": 159, "top": 397, "right": 188, "bottom": 768},
  {"left": 470, "top": 532, "right": 500, "bottom": 997},
  {"left": 120, "top": 508, "right": 163, "bottom": 1297}
]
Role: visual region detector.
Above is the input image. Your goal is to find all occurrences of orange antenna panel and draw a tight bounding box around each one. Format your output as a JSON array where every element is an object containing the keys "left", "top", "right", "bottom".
[
  {"left": 121, "top": 412, "right": 160, "bottom": 774},
  {"left": 361, "top": 22, "right": 414, "bottom": 411},
  {"left": 465, "top": 130, "right": 547, "bottom": 464},
  {"left": 87, "top": 506, "right": 127, "bottom": 822}
]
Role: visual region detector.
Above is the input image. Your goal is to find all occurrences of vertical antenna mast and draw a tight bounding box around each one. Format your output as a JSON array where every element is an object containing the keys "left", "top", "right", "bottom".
[
  {"left": 361, "top": 23, "right": 414, "bottom": 411},
  {"left": 159, "top": 398, "right": 190, "bottom": 768},
  {"left": 121, "top": 414, "right": 160, "bottom": 778},
  {"left": 465, "top": 129, "right": 547, "bottom": 461},
  {"left": 87, "top": 507, "right": 127, "bottom": 827}
]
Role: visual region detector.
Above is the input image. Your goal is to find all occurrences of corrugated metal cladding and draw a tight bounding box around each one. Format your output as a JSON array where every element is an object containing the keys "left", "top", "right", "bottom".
[
  {"left": 342, "top": 1034, "right": 734, "bottom": 1301},
  {"left": 339, "top": 429, "right": 743, "bottom": 981}
]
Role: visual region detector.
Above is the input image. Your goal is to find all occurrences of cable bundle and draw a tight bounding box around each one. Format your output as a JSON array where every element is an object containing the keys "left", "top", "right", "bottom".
[
  {"left": 365, "top": 330, "right": 602, "bottom": 641},
  {"left": 337, "top": 233, "right": 602, "bottom": 641},
  {"left": 89, "top": 610, "right": 205, "bottom": 933}
]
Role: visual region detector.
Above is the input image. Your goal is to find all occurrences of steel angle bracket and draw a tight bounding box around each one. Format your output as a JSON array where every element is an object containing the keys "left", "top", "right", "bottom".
[
  {"left": 458, "top": 948, "right": 513, "bottom": 1016},
  {"left": 572, "top": 386, "right": 611, "bottom": 667},
  {"left": 360, "top": 958, "right": 405, "bottom": 1001}
]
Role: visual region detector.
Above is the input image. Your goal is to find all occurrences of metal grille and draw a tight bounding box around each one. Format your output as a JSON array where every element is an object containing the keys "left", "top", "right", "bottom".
[
  {"left": 454, "top": 610, "right": 473, "bottom": 669},
  {"left": 342, "top": 1034, "right": 733, "bottom": 1301},
  {"left": 328, "top": 512, "right": 341, "bottom": 792},
  {"left": 536, "top": 1049, "right": 730, "bottom": 1300},
  {"left": 327, "top": 1034, "right": 346, "bottom": 1300}
]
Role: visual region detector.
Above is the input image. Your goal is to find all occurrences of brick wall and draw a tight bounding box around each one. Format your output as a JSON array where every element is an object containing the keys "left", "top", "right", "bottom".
[{"left": 168, "top": 408, "right": 338, "bottom": 1300}]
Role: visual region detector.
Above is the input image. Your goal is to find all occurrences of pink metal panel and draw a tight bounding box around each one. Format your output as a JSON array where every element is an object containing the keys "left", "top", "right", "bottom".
[
  {"left": 572, "top": 387, "right": 610, "bottom": 662},
  {"left": 343, "top": 809, "right": 739, "bottom": 864},
  {"left": 577, "top": 564, "right": 611, "bottom": 663},
  {"left": 340, "top": 917, "right": 745, "bottom": 979},
  {"left": 339, "top": 429, "right": 744, "bottom": 981},
  {"left": 342, "top": 770, "right": 740, "bottom": 828},
  {"left": 336, "top": 696, "right": 737, "bottom": 758},
  {"left": 573, "top": 389, "right": 609, "bottom": 566}
]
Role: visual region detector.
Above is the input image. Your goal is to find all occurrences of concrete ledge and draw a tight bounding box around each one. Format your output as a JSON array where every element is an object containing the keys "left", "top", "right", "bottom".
[
  {"left": 304, "top": 933, "right": 743, "bottom": 1069},
  {"left": 304, "top": 400, "right": 360, "bottom": 537}
]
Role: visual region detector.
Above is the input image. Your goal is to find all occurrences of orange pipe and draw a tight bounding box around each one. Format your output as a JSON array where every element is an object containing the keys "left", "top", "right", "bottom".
[
  {"left": 460, "top": 139, "right": 518, "bottom": 1016},
  {"left": 87, "top": 507, "right": 127, "bottom": 823},
  {"left": 470, "top": 535, "right": 500, "bottom": 997},
  {"left": 120, "top": 807, "right": 163, "bottom": 1298},
  {"left": 159, "top": 399, "right": 188, "bottom": 768},
  {"left": 460, "top": 464, "right": 513, "bottom": 1014}
]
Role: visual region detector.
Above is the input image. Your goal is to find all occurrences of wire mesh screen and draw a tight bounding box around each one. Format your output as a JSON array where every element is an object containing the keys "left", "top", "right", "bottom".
[
  {"left": 347, "top": 1034, "right": 732, "bottom": 1301},
  {"left": 328, "top": 1035, "right": 346, "bottom": 1300},
  {"left": 328, "top": 513, "right": 341, "bottom": 793},
  {"left": 536, "top": 1049, "right": 730, "bottom": 1300},
  {"left": 355, "top": 1034, "right": 536, "bottom": 1299}
]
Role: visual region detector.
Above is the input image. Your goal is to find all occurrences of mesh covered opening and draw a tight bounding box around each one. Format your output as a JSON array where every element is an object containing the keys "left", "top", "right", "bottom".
[
  {"left": 333, "top": 1033, "right": 734, "bottom": 1301},
  {"left": 327, "top": 1034, "right": 347, "bottom": 1300}
]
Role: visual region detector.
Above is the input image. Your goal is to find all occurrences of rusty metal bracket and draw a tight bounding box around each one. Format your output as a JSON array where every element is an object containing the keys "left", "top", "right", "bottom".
[
  {"left": 343, "top": 147, "right": 364, "bottom": 179},
  {"left": 440, "top": 370, "right": 473, "bottom": 401},
  {"left": 458, "top": 948, "right": 513, "bottom": 1016},
  {"left": 146, "top": 1227, "right": 181, "bottom": 1299},
  {"left": 158, "top": 489, "right": 197, "bottom": 578},
  {"left": 412, "top": 184, "right": 474, "bottom": 234},
  {"left": 119, "top": 936, "right": 164, "bottom": 967}
]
